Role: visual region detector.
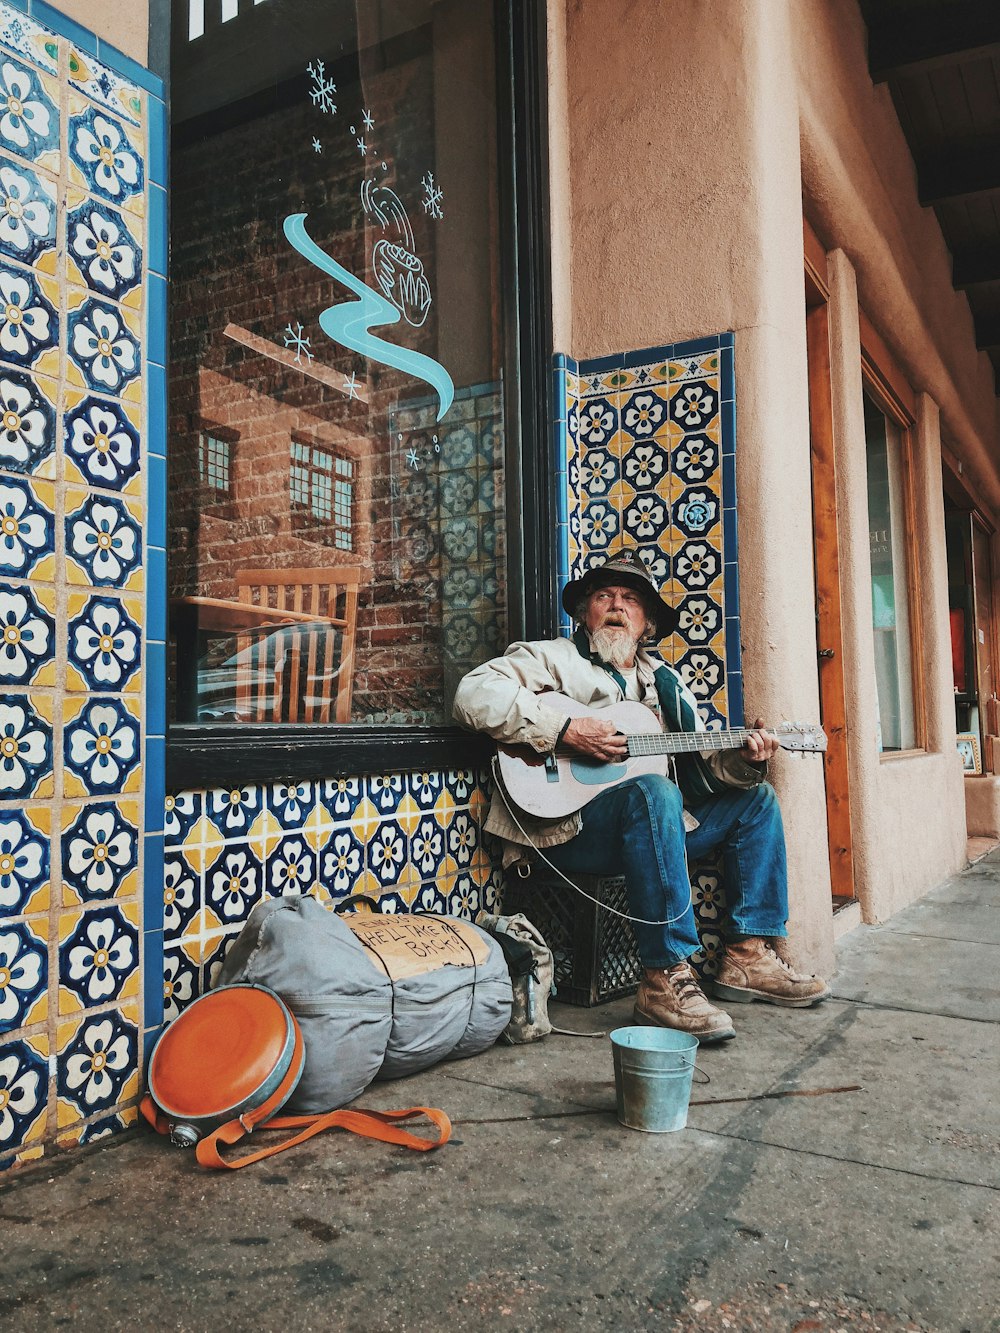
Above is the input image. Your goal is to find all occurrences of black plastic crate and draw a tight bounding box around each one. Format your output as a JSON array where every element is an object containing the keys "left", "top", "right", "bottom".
[{"left": 503, "top": 871, "right": 642, "bottom": 1006}]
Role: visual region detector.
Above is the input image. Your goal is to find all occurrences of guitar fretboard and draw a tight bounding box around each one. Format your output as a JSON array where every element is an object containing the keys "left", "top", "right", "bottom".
[{"left": 556, "top": 729, "right": 760, "bottom": 758}]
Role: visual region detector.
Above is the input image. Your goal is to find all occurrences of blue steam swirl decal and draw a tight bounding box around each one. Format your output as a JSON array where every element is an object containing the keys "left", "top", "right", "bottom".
[{"left": 283, "top": 213, "right": 455, "bottom": 422}]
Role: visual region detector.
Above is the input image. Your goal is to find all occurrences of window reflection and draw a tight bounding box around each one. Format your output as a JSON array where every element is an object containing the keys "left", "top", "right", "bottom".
[{"left": 168, "top": 0, "right": 508, "bottom": 726}]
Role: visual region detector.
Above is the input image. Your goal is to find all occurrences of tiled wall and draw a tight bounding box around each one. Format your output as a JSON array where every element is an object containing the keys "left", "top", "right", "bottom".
[
  {"left": 553, "top": 334, "right": 741, "bottom": 969},
  {"left": 0, "top": 0, "right": 165, "bottom": 1170},
  {"left": 162, "top": 772, "right": 506, "bottom": 1018}
]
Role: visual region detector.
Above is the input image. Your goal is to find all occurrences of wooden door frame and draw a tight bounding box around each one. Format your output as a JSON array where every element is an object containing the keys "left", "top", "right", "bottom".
[{"left": 804, "top": 220, "right": 855, "bottom": 903}]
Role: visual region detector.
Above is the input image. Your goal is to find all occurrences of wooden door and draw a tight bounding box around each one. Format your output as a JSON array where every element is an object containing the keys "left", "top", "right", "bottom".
[{"left": 805, "top": 242, "right": 856, "bottom": 903}]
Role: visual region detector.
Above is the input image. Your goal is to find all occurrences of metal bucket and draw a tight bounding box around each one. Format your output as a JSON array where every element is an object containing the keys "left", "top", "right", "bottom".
[{"left": 610, "top": 1026, "right": 698, "bottom": 1133}]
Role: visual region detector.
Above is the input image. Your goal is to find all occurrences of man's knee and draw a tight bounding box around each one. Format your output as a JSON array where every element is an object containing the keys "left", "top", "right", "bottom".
[{"left": 626, "top": 772, "right": 685, "bottom": 822}]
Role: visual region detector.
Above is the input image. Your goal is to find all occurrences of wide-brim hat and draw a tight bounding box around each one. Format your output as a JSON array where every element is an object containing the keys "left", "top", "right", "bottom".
[{"left": 561, "top": 549, "right": 679, "bottom": 639}]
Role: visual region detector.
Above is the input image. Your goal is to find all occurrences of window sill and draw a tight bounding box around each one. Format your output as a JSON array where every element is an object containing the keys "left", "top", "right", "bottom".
[
  {"left": 878, "top": 747, "right": 929, "bottom": 763},
  {"left": 166, "top": 724, "right": 493, "bottom": 791}
]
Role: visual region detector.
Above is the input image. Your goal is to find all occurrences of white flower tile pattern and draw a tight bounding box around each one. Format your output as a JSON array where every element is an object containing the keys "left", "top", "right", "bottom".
[
  {"left": 0, "top": 584, "right": 54, "bottom": 684},
  {"left": 0, "top": 158, "right": 57, "bottom": 269},
  {"left": 0, "top": 368, "right": 57, "bottom": 475},
  {"left": 161, "top": 770, "right": 502, "bottom": 1012},
  {"left": 0, "top": 0, "right": 162, "bottom": 1172},
  {"left": 67, "top": 103, "right": 144, "bottom": 214},
  {"left": 0, "top": 807, "right": 49, "bottom": 915},
  {"left": 0, "top": 263, "right": 58, "bottom": 373},
  {"left": 0, "top": 55, "right": 59, "bottom": 170},
  {"left": 66, "top": 199, "right": 142, "bottom": 305}
]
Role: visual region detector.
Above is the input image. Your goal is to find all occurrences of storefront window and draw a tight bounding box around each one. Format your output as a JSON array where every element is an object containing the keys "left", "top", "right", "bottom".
[
  {"left": 864, "top": 391, "right": 916, "bottom": 751},
  {"left": 168, "top": 0, "right": 512, "bottom": 728}
]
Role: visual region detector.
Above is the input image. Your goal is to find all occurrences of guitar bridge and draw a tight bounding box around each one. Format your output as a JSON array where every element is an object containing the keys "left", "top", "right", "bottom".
[{"left": 544, "top": 752, "right": 560, "bottom": 783}]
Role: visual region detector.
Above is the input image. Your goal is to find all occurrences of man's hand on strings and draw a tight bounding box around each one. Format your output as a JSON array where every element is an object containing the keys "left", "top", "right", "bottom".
[
  {"left": 740, "top": 716, "right": 778, "bottom": 762},
  {"left": 563, "top": 716, "right": 628, "bottom": 762}
]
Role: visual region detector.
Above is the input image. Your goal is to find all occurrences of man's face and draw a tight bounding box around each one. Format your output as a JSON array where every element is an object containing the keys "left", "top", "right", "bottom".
[{"left": 583, "top": 583, "right": 651, "bottom": 642}]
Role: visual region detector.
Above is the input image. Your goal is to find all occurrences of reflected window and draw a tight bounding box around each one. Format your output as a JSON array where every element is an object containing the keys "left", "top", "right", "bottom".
[
  {"left": 290, "top": 441, "right": 354, "bottom": 549},
  {"left": 864, "top": 390, "right": 916, "bottom": 751},
  {"left": 198, "top": 429, "right": 233, "bottom": 499},
  {"left": 168, "top": 0, "right": 509, "bottom": 727}
]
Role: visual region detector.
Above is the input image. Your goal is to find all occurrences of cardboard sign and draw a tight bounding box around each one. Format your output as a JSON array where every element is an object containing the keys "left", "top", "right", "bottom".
[{"left": 344, "top": 914, "right": 491, "bottom": 980}]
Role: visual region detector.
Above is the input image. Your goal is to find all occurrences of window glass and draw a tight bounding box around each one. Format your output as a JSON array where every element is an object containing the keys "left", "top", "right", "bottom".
[
  {"left": 169, "top": 0, "right": 508, "bottom": 726},
  {"left": 864, "top": 391, "right": 915, "bottom": 751}
]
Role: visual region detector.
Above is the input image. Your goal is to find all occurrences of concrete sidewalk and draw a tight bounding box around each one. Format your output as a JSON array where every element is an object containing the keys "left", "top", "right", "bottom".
[{"left": 1, "top": 858, "right": 998, "bottom": 1333}]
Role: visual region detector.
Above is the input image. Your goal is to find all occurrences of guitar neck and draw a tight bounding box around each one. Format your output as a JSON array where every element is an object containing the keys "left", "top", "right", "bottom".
[{"left": 596, "top": 729, "right": 759, "bottom": 758}]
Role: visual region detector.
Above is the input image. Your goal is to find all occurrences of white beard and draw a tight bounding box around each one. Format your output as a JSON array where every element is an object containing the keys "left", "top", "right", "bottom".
[{"left": 589, "top": 624, "right": 641, "bottom": 669}]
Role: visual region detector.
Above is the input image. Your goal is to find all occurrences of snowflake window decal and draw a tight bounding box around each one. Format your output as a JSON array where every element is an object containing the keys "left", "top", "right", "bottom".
[{"left": 306, "top": 60, "right": 337, "bottom": 115}]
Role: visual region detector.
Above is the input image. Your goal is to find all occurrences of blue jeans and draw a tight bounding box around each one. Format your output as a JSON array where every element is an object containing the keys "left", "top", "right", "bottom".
[{"left": 544, "top": 775, "right": 789, "bottom": 968}]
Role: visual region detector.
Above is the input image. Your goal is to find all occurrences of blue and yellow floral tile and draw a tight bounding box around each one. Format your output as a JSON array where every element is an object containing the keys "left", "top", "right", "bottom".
[
  {"left": 0, "top": 261, "right": 58, "bottom": 377},
  {"left": 268, "top": 780, "right": 314, "bottom": 829},
  {"left": 0, "top": 804, "right": 49, "bottom": 916},
  {"left": 317, "top": 826, "right": 364, "bottom": 898},
  {"left": 205, "top": 841, "right": 263, "bottom": 927},
  {"left": 55, "top": 1000, "right": 139, "bottom": 1127},
  {"left": 164, "top": 790, "right": 202, "bottom": 844},
  {"left": 66, "top": 590, "right": 142, "bottom": 692},
  {"left": 57, "top": 902, "right": 140, "bottom": 1016},
  {"left": 65, "top": 488, "right": 142, "bottom": 591},
  {"left": 68, "top": 48, "right": 143, "bottom": 129},
  {"left": 267, "top": 833, "right": 317, "bottom": 897},
  {"left": 0, "top": 692, "right": 53, "bottom": 798},
  {"left": 163, "top": 946, "right": 198, "bottom": 1022},
  {"left": 365, "top": 817, "right": 406, "bottom": 890},
  {"left": 0, "top": 476, "right": 55, "bottom": 579},
  {"left": 61, "top": 799, "right": 140, "bottom": 906},
  {"left": 0, "top": 365, "right": 56, "bottom": 477},
  {"left": 0, "top": 154, "right": 56, "bottom": 270},
  {"left": 0, "top": 7, "right": 59, "bottom": 77},
  {"left": 66, "top": 192, "right": 143, "bottom": 308},
  {"left": 0, "top": 915, "right": 47, "bottom": 1028},
  {"left": 0, "top": 54, "right": 58, "bottom": 173},
  {"left": 67, "top": 95, "right": 144, "bottom": 219},
  {"left": 669, "top": 379, "right": 719, "bottom": 433},
  {"left": 66, "top": 290, "right": 141, "bottom": 403},
  {"left": 319, "top": 775, "right": 361, "bottom": 821},
  {"left": 0, "top": 1031, "right": 48, "bottom": 1156},
  {"left": 163, "top": 851, "right": 200, "bottom": 942},
  {"left": 367, "top": 773, "right": 405, "bottom": 815},
  {"left": 63, "top": 390, "right": 141, "bottom": 494},
  {"left": 62, "top": 695, "right": 141, "bottom": 797},
  {"left": 0, "top": 582, "right": 55, "bottom": 686},
  {"left": 205, "top": 785, "right": 262, "bottom": 841}
]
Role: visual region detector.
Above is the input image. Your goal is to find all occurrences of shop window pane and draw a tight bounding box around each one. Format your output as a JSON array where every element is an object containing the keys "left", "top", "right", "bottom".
[
  {"left": 169, "top": 0, "right": 508, "bottom": 726},
  {"left": 864, "top": 392, "right": 915, "bottom": 751}
]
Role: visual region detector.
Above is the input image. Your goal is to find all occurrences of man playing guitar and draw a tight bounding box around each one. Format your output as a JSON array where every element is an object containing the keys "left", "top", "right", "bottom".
[{"left": 453, "top": 549, "right": 829, "bottom": 1043}]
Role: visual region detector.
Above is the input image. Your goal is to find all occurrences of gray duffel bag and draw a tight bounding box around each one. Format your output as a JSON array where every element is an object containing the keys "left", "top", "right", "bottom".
[{"left": 216, "top": 894, "right": 513, "bottom": 1113}]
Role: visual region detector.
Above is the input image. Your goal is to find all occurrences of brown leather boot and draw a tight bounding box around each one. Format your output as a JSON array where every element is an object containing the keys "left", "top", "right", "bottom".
[
  {"left": 633, "top": 960, "right": 736, "bottom": 1043},
  {"left": 712, "top": 937, "right": 831, "bottom": 1008}
]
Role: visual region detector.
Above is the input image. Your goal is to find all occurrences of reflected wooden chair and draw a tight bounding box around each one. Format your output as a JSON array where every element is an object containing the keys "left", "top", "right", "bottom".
[{"left": 233, "top": 567, "right": 362, "bottom": 723}]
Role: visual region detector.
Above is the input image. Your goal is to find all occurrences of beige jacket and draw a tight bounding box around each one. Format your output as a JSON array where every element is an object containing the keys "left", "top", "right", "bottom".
[{"left": 453, "top": 636, "right": 765, "bottom": 867}]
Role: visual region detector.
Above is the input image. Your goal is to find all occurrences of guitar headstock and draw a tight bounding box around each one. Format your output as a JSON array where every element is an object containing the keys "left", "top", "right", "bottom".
[{"left": 774, "top": 721, "right": 828, "bottom": 753}]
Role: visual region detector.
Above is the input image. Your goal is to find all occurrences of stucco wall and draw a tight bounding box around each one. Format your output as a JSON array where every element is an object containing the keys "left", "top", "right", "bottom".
[{"left": 55, "top": 0, "right": 148, "bottom": 65}]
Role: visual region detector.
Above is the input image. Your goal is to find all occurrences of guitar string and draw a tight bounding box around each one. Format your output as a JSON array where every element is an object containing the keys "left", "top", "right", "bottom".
[{"left": 490, "top": 756, "right": 694, "bottom": 928}]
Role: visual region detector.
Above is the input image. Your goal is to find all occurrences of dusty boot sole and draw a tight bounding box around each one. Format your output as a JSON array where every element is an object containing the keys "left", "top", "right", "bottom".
[
  {"left": 711, "top": 980, "right": 831, "bottom": 1009},
  {"left": 632, "top": 1004, "right": 736, "bottom": 1044}
]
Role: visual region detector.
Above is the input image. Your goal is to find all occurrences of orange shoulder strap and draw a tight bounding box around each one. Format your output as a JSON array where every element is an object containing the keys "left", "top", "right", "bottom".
[
  {"left": 141, "top": 1094, "right": 451, "bottom": 1170},
  {"left": 196, "top": 1105, "right": 452, "bottom": 1170}
]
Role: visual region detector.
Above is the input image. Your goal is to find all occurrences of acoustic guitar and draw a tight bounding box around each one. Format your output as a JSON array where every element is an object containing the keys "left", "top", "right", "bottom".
[{"left": 494, "top": 692, "right": 827, "bottom": 820}]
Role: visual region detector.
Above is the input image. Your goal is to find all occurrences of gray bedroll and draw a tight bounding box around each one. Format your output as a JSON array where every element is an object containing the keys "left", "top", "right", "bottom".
[{"left": 216, "top": 895, "right": 513, "bottom": 1113}]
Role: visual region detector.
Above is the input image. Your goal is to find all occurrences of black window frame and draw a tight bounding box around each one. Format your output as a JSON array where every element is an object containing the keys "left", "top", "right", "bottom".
[{"left": 166, "top": 0, "right": 555, "bottom": 790}]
